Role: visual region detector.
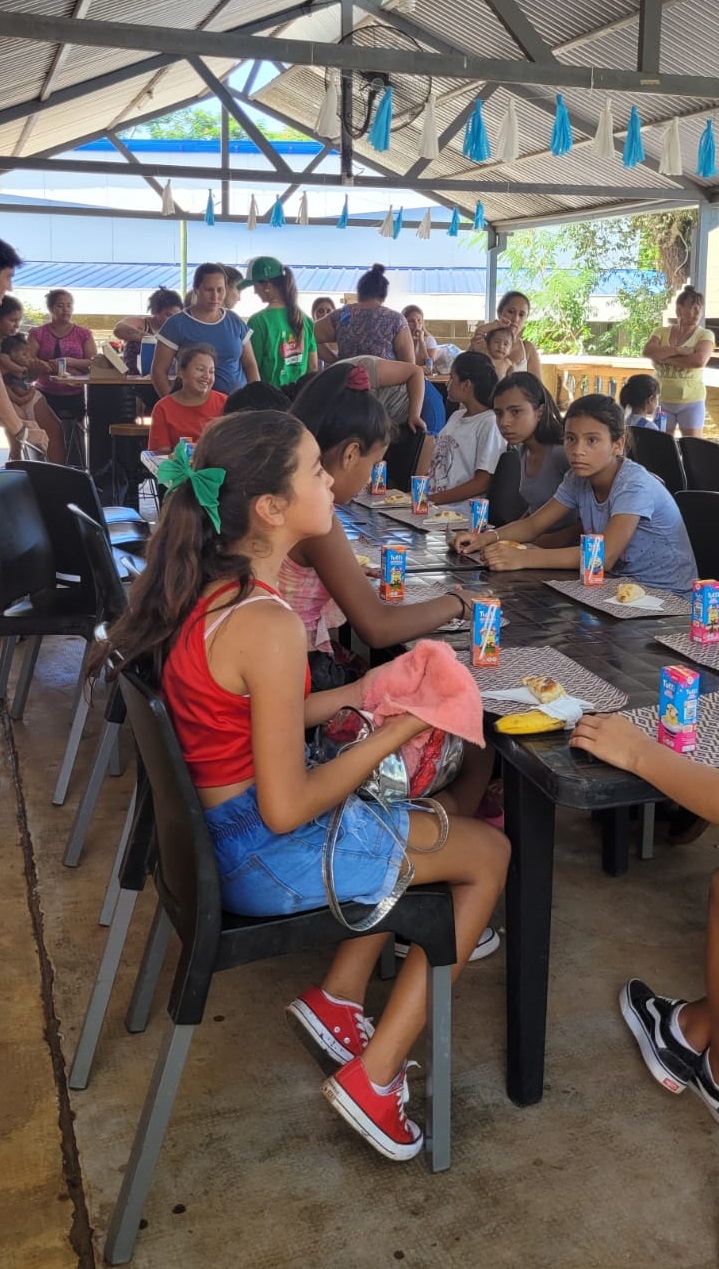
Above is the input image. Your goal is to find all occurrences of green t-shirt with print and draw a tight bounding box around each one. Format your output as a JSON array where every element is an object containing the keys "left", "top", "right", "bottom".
[{"left": 247, "top": 307, "right": 317, "bottom": 387}]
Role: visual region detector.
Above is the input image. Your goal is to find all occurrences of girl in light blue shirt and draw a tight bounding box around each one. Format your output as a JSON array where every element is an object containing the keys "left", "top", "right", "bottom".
[{"left": 453, "top": 393, "right": 697, "bottom": 598}]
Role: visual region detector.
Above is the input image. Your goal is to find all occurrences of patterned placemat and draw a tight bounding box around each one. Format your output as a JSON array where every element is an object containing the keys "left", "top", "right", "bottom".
[
  {"left": 378, "top": 505, "right": 470, "bottom": 533},
  {"left": 545, "top": 577, "right": 690, "bottom": 619},
  {"left": 622, "top": 692, "right": 719, "bottom": 767},
  {"left": 352, "top": 489, "right": 411, "bottom": 510},
  {"left": 653, "top": 631, "right": 719, "bottom": 671},
  {"left": 457, "top": 645, "right": 628, "bottom": 716},
  {"left": 370, "top": 578, "right": 508, "bottom": 629},
  {"left": 350, "top": 540, "right": 382, "bottom": 570}
]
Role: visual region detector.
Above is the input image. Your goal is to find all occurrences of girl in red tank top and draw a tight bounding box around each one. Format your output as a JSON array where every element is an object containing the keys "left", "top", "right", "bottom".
[{"left": 98, "top": 410, "right": 508, "bottom": 1164}]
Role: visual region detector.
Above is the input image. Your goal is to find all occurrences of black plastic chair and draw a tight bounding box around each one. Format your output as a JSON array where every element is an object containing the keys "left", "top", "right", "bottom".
[
  {"left": 488, "top": 449, "right": 527, "bottom": 527},
  {"left": 628, "top": 426, "right": 686, "bottom": 496},
  {"left": 53, "top": 504, "right": 131, "bottom": 815},
  {"left": 0, "top": 471, "right": 97, "bottom": 735},
  {"left": 72, "top": 667, "right": 456, "bottom": 1264},
  {"left": 675, "top": 491, "right": 719, "bottom": 577},
  {"left": 7, "top": 459, "right": 150, "bottom": 562},
  {"left": 385, "top": 425, "right": 426, "bottom": 491},
  {"left": 677, "top": 436, "right": 719, "bottom": 493}
]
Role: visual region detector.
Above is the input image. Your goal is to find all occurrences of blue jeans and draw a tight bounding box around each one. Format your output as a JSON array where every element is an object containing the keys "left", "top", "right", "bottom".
[{"left": 204, "top": 785, "right": 410, "bottom": 916}]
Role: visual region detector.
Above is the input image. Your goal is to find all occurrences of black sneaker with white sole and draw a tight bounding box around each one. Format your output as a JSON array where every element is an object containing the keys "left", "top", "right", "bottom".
[
  {"left": 690, "top": 1052, "right": 719, "bottom": 1123},
  {"left": 620, "top": 979, "right": 701, "bottom": 1094}
]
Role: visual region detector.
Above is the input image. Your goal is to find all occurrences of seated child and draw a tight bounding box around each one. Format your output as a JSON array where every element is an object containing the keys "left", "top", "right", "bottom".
[
  {"left": 1, "top": 331, "right": 35, "bottom": 407},
  {"left": 570, "top": 711, "right": 719, "bottom": 1123},
  {"left": 149, "top": 343, "right": 227, "bottom": 451},
  {"left": 491, "top": 371, "right": 579, "bottom": 545},
  {"left": 427, "top": 352, "right": 505, "bottom": 505},
  {"left": 620, "top": 374, "right": 661, "bottom": 430},
  {"left": 1, "top": 331, "right": 60, "bottom": 459},
  {"left": 223, "top": 382, "right": 290, "bottom": 413},
  {"left": 484, "top": 326, "right": 515, "bottom": 381},
  {"left": 98, "top": 409, "right": 510, "bottom": 1160},
  {"left": 452, "top": 393, "right": 697, "bottom": 598}
]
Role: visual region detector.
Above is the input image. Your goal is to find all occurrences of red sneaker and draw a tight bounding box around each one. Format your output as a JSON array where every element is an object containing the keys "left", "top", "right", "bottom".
[
  {"left": 323, "top": 1057, "right": 423, "bottom": 1161},
  {"left": 286, "top": 986, "right": 374, "bottom": 1066}
]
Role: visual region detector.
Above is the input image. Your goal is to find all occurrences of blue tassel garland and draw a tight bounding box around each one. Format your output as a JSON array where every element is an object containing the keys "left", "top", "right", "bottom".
[
  {"left": 336, "top": 195, "right": 349, "bottom": 228},
  {"left": 368, "top": 87, "right": 393, "bottom": 152},
  {"left": 473, "top": 201, "right": 485, "bottom": 230},
  {"left": 448, "top": 207, "right": 460, "bottom": 237},
  {"left": 696, "top": 120, "right": 718, "bottom": 179},
  {"left": 270, "top": 196, "right": 286, "bottom": 227},
  {"left": 204, "top": 190, "right": 215, "bottom": 226},
  {"left": 463, "top": 99, "right": 491, "bottom": 162},
  {"left": 550, "top": 93, "right": 573, "bottom": 156},
  {"left": 623, "top": 106, "right": 645, "bottom": 167},
  {"left": 393, "top": 207, "right": 403, "bottom": 239}
]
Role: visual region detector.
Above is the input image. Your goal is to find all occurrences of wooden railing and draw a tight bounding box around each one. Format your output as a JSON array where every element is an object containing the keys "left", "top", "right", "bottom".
[{"left": 540, "top": 354, "right": 719, "bottom": 433}]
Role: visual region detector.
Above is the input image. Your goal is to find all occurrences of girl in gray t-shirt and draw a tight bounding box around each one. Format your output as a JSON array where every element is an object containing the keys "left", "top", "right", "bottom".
[
  {"left": 491, "top": 372, "right": 578, "bottom": 539},
  {"left": 453, "top": 393, "right": 697, "bottom": 598}
]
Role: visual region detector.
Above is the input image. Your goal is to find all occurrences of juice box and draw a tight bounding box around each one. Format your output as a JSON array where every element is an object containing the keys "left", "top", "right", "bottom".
[
  {"left": 471, "top": 597, "right": 501, "bottom": 667},
  {"left": 580, "top": 533, "right": 604, "bottom": 587},
  {"left": 657, "top": 664, "right": 699, "bottom": 754},
  {"left": 179, "top": 436, "right": 195, "bottom": 457},
  {"left": 370, "top": 460, "right": 387, "bottom": 494},
  {"left": 690, "top": 579, "right": 719, "bottom": 644},
  {"left": 411, "top": 474, "right": 430, "bottom": 515},
  {"left": 379, "top": 544, "right": 407, "bottom": 602},
  {"left": 470, "top": 497, "right": 489, "bottom": 533}
]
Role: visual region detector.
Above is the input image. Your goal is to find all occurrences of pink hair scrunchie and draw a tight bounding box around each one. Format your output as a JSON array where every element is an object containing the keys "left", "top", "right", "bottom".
[{"left": 345, "top": 365, "right": 371, "bottom": 391}]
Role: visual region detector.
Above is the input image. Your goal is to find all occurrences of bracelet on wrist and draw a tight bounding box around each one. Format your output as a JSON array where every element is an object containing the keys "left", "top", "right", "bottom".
[{"left": 451, "top": 592, "right": 471, "bottom": 620}]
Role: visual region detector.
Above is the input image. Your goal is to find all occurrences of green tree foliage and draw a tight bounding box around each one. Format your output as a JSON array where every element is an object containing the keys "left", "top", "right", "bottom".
[
  {"left": 497, "top": 209, "right": 696, "bottom": 356},
  {"left": 134, "top": 105, "right": 307, "bottom": 143}
]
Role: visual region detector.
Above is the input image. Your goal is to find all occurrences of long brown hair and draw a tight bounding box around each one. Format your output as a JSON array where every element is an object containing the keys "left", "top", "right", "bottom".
[
  {"left": 95, "top": 411, "right": 306, "bottom": 681},
  {"left": 271, "top": 265, "right": 304, "bottom": 343}
]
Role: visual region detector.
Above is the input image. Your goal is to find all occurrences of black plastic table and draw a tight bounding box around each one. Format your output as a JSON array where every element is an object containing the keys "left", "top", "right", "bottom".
[{"left": 340, "top": 503, "right": 718, "bottom": 1107}]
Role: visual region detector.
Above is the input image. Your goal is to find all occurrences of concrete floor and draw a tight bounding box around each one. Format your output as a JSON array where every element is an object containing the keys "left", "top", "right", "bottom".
[{"left": 3, "top": 632, "right": 719, "bottom": 1269}]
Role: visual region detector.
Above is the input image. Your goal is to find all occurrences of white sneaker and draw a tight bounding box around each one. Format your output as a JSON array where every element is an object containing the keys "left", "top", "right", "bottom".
[{"left": 394, "top": 925, "right": 500, "bottom": 963}]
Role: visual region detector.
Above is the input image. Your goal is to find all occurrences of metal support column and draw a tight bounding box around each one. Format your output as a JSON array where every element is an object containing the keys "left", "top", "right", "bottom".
[
  {"left": 485, "top": 227, "right": 506, "bottom": 322},
  {"left": 691, "top": 202, "right": 719, "bottom": 305},
  {"left": 340, "top": 0, "right": 353, "bottom": 183},
  {"left": 220, "top": 106, "right": 230, "bottom": 217}
]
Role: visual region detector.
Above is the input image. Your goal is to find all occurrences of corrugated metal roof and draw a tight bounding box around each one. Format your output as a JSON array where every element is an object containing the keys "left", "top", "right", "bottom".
[
  {"left": 16, "top": 260, "right": 488, "bottom": 293},
  {"left": 1, "top": 0, "right": 717, "bottom": 228},
  {"left": 15, "top": 260, "right": 661, "bottom": 296}
]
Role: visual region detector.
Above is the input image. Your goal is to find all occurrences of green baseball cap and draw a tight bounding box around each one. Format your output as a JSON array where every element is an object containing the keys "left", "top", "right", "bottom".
[{"left": 238, "top": 256, "right": 284, "bottom": 289}]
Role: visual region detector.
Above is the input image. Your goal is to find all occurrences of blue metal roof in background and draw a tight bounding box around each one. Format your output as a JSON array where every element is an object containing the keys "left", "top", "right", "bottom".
[
  {"left": 15, "top": 261, "right": 662, "bottom": 297},
  {"left": 16, "top": 262, "right": 488, "bottom": 294}
]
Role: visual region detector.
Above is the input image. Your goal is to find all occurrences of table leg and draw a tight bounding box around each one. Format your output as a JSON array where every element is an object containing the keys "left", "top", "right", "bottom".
[
  {"left": 600, "top": 807, "right": 630, "bottom": 877},
  {"left": 504, "top": 762, "right": 556, "bottom": 1107}
]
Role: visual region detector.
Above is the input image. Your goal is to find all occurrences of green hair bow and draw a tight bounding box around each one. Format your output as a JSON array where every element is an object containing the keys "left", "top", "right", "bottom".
[{"left": 157, "top": 442, "right": 226, "bottom": 534}]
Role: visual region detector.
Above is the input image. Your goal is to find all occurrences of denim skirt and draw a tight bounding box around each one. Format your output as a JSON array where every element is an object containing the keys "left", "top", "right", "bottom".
[{"left": 204, "top": 784, "right": 411, "bottom": 917}]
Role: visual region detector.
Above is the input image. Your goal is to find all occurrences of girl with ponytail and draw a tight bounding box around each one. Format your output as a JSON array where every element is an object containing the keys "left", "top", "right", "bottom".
[
  {"left": 242, "top": 257, "right": 318, "bottom": 388},
  {"left": 96, "top": 407, "right": 509, "bottom": 1164}
]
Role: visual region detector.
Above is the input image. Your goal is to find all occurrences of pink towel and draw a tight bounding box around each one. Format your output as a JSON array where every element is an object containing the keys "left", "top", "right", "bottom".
[{"left": 361, "top": 641, "right": 484, "bottom": 780}]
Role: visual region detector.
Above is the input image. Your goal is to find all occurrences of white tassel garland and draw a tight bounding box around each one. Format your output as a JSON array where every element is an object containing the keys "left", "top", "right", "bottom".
[
  {"left": 593, "top": 100, "right": 615, "bottom": 160},
  {"left": 379, "top": 207, "right": 394, "bottom": 238},
  {"left": 315, "top": 72, "right": 340, "bottom": 140},
  {"left": 247, "top": 195, "right": 258, "bottom": 231},
  {"left": 496, "top": 100, "right": 519, "bottom": 163},
  {"left": 419, "top": 93, "right": 439, "bottom": 161},
  {"left": 297, "top": 192, "right": 309, "bottom": 225},
  {"left": 659, "top": 117, "right": 682, "bottom": 175},
  {"left": 416, "top": 208, "right": 432, "bottom": 239},
  {"left": 161, "top": 180, "right": 174, "bottom": 215}
]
